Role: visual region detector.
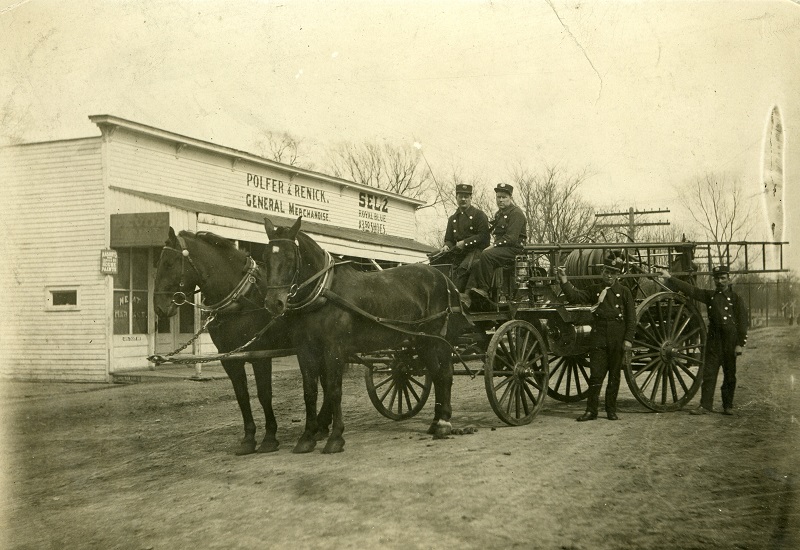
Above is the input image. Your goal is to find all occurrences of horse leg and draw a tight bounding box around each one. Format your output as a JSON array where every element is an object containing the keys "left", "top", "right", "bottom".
[
  {"left": 424, "top": 344, "right": 454, "bottom": 438},
  {"left": 252, "top": 359, "right": 279, "bottom": 453},
  {"left": 293, "top": 348, "right": 321, "bottom": 454},
  {"left": 222, "top": 360, "right": 257, "bottom": 455},
  {"left": 315, "top": 362, "right": 331, "bottom": 441},
  {"left": 321, "top": 353, "right": 345, "bottom": 454}
]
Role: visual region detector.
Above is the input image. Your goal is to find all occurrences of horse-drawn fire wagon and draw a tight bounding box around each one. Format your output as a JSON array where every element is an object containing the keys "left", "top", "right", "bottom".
[
  {"left": 149, "top": 218, "right": 787, "bottom": 454},
  {"left": 360, "top": 239, "right": 788, "bottom": 426}
]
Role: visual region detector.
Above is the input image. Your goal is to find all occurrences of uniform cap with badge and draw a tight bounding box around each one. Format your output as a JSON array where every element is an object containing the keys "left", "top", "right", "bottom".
[
  {"left": 455, "top": 183, "right": 473, "bottom": 195},
  {"left": 712, "top": 265, "right": 730, "bottom": 277},
  {"left": 591, "top": 252, "right": 625, "bottom": 273},
  {"left": 494, "top": 183, "right": 513, "bottom": 196}
]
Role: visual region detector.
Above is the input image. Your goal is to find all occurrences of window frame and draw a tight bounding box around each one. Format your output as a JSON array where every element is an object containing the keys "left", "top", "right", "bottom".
[
  {"left": 45, "top": 286, "right": 81, "bottom": 311},
  {"left": 112, "top": 247, "right": 150, "bottom": 335}
]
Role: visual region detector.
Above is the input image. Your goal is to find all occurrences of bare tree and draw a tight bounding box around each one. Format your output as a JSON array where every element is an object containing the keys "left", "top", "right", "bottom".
[
  {"left": 630, "top": 223, "right": 691, "bottom": 244},
  {"left": 255, "top": 131, "right": 303, "bottom": 167},
  {"left": 510, "top": 163, "right": 600, "bottom": 244},
  {"left": 678, "top": 173, "right": 756, "bottom": 266},
  {"left": 324, "top": 140, "right": 431, "bottom": 199}
]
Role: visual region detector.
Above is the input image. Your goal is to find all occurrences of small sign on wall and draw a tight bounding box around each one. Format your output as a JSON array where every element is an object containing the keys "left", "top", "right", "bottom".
[{"left": 100, "top": 249, "right": 118, "bottom": 274}]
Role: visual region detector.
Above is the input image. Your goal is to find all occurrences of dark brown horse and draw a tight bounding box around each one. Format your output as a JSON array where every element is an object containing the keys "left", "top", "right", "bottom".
[
  {"left": 261, "top": 216, "right": 470, "bottom": 454},
  {"left": 153, "top": 228, "right": 294, "bottom": 455}
]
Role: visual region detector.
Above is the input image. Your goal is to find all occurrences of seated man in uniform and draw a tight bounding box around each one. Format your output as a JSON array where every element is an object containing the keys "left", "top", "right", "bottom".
[
  {"left": 464, "top": 183, "right": 527, "bottom": 309},
  {"left": 434, "top": 183, "right": 490, "bottom": 292}
]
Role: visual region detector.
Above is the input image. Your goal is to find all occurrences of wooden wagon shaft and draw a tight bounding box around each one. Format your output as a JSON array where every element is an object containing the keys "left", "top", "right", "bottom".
[{"left": 151, "top": 348, "right": 296, "bottom": 363}]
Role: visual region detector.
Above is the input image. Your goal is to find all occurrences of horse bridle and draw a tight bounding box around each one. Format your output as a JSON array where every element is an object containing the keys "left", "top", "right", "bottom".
[
  {"left": 262, "top": 238, "right": 303, "bottom": 300},
  {"left": 160, "top": 235, "right": 261, "bottom": 314},
  {"left": 263, "top": 237, "right": 336, "bottom": 313},
  {"left": 159, "top": 234, "right": 204, "bottom": 307}
]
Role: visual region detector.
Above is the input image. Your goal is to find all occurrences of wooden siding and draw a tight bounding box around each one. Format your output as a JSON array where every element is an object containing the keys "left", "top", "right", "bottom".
[
  {"left": 2, "top": 139, "right": 109, "bottom": 381},
  {"left": 106, "top": 130, "right": 419, "bottom": 241}
]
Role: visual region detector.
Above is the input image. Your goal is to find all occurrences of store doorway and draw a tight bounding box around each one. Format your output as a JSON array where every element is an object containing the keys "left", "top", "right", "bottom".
[{"left": 154, "top": 301, "right": 196, "bottom": 355}]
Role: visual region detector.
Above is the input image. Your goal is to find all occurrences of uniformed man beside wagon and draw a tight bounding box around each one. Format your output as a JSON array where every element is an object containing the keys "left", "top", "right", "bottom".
[
  {"left": 465, "top": 183, "right": 527, "bottom": 308},
  {"left": 435, "top": 183, "right": 490, "bottom": 292},
  {"left": 660, "top": 265, "right": 748, "bottom": 415},
  {"left": 557, "top": 255, "right": 636, "bottom": 421}
]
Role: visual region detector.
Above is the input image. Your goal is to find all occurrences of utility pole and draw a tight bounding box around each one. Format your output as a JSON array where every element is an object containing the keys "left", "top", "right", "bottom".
[{"left": 594, "top": 207, "right": 670, "bottom": 241}]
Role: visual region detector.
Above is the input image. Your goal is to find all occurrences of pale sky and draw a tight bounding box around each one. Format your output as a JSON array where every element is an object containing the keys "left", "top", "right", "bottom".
[{"left": 2, "top": 0, "right": 799, "bottom": 269}]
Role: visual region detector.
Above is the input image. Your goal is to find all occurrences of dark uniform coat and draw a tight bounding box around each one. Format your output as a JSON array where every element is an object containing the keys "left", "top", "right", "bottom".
[
  {"left": 666, "top": 277, "right": 748, "bottom": 410},
  {"left": 443, "top": 205, "right": 490, "bottom": 251},
  {"left": 441, "top": 205, "right": 489, "bottom": 292},
  {"left": 466, "top": 205, "right": 527, "bottom": 293},
  {"left": 560, "top": 281, "right": 637, "bottom": 347},
  {"left": 490, "top": 204, "right": 527, "bottom": 248},
  {"left": 560, "top": 280, "right": 636, "bottom": 415}
]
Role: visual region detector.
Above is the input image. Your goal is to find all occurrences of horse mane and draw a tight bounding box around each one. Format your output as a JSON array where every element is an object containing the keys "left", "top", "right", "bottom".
[{"left": 183, "top": 230, "right": 240, "bottom": 253}]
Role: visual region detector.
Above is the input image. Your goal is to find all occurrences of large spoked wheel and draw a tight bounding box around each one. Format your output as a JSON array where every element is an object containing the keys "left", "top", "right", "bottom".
[
  {"left": 485, "top": 320, "right": 550, "bottom": 426},
  {"left": 363, "top": 349, "right": 432, "bottom": 420},
  {"left": 546, "top": 352, "right": 591, "bottom": 402},
  {"left": 625, "top": 291, "right": 707, "bottom": 412}
]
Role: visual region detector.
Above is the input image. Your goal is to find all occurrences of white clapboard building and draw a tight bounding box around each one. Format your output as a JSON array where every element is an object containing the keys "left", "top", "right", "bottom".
[{"left": 1, "top": 115, "right": 434, "bottom": 381}]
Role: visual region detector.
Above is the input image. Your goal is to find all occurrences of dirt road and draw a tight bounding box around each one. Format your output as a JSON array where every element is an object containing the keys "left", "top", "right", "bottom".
[{"left": 2, "top": 326, "right": 798, "bottom": 549}]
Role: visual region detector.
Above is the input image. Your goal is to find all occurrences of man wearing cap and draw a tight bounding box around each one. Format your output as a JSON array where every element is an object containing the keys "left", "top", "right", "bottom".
[
  {"left": 660, "top": 265, "right": 748, "bottom": 415},
  {"left": 435, "top": 184, "right": 490, "bottom": 292},
  {"left": 465, "top": 183, "right": 527, "bottom": 308},
  {"left": 556, "top": 255, "right": 636, "bottom": 421}
]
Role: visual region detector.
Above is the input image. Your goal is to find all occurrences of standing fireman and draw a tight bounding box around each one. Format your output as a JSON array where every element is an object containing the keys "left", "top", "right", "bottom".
[
  {"left": 660, "top": 265, "right": 748, "bottom": 415},
  {"left": 466, "top": 183, "right": 527, "bottom": 307},
  {"left": 557, "top": 255, "right": 636, "bottom": 421},
  {"left": 436, "top": 184, "right": 490, "bottom": 292}
]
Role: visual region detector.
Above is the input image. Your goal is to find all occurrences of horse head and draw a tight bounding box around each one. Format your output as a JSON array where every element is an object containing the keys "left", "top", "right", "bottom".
[
  {"left": 153, "top": 227, "right": 204, "bottom": 318},
  {"left": 672, "top": 242, "right": 698, "bottom": 284},
  {"left": 262, "top": 216, "right": 305, "bottom": 315}
]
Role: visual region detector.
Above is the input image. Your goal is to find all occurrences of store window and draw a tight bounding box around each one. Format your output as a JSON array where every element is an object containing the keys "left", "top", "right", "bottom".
[
  {"left": 113, "top": 248, "right": 149, "bottom": 334},
  {"left": 45, "top": 287, "right": 80, "bottom": 311}
]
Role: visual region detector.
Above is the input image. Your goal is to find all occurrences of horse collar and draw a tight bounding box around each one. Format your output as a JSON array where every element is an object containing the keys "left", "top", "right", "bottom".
[{"left": 203, "top": 256, "right": 261, "bottom": 315}]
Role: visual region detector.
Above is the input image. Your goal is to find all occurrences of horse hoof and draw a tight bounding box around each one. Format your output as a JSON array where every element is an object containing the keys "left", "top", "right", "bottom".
[
  {"left": 426, "top": 422, "right": 438, "bottom": 435},
  {"left": 322, "top": 438, "right": 345, "bottom": 454},
  {"left": 314, "top": 429, "right": 330, "bottom": 442},
  {"left": 235, "top": 441, "right": 257, "bottom": 456},
  {"left": 292, "top": 439, "right": 317, "bottom": 454},
  {"left": 257, "top": 439, "right": 280, "bottom": 453},
  {"left": 433, "top": 420, "right": 452, "bottom": 439}
]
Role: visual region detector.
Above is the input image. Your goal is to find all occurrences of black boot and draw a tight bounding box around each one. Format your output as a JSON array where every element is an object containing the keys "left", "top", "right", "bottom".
[
  {"left": 577, "top": 384, "right": 601, "bottom": 422},
  {"left": 605, "top": 388, "right": 619, "bottom": 420}
]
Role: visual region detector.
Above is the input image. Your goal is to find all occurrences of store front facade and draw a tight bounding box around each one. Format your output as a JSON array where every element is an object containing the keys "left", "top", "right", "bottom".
[{"left": 2, "top": 115, "right": 433, "bottom": 381}]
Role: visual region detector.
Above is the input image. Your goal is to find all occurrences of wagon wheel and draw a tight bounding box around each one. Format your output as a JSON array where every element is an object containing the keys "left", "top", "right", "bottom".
[
  {"left": 363, "top": 349, "right": 432, "bottom": 420},
  {"left": 546, "top": 352, "right": 591, "bottom": 402},
  {"left": 484, "top": 320, "right": 550, "bottom": 426},
  {"left": 625, "top": 291, "right": 706, "bottom": 412}
]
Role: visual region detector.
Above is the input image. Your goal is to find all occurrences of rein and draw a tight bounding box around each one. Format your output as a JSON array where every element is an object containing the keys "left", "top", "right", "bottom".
[
  {"left": 148, "top": 311, "right": 285, "bottom": 366},
  {"left": 263, "top": 233, "right": 474, "bottom": 375}
]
